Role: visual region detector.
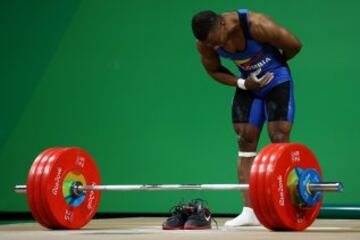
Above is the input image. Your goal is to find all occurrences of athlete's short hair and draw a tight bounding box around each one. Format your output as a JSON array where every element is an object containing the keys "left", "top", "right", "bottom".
[{"left": 191, "top": 10, "right": 220, "bottom": 41}]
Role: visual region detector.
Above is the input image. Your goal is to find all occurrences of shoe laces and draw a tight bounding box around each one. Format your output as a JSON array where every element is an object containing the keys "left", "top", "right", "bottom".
[
  {"left": 189, "top": 198, "right": 209, "bottom": 207},
  {"left": 168, "top": 202, "right": 193, "bottom": 219},
  {"left": 189, "top": 198, "right": 219, "bottom": 229}
]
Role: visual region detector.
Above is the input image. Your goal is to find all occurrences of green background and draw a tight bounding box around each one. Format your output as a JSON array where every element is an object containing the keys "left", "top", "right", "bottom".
[{"left": 1, "top": 0, "right": 359, "bottom": 214}]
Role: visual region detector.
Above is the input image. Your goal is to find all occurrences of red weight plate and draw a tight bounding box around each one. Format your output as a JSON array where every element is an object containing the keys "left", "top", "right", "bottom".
[
  {"left": 257, "top": 144, "right": 284, "bottom": 230},
  {"left": 33, "top": 148, "right": 63, "bottom": 228},
  {"left": 266, "top": 143, "right": 322, "bottom": 231},
  {"left": 265, "top": 143, "right": 292, "bottom": 230},
  {"left": 249, "top": 144, "right": 277, "bottom": 229},
  {"left": 26, "top": 148, "right": 58, "bottom": 227},
  {"left": 37, "top": 148, "right": 69, "bottom": 229},
  {"left": 255, "top": 143, "right": 283, "bottom": 230},
  {"left": 42, "top": 148, "right": 101, "bottom": 229}
]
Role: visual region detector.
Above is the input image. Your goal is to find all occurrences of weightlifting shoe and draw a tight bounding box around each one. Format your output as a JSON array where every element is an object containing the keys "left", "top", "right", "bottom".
[
  {"left": 162, "top": 203, "right": 194, "bottom": 230},
  {"left": 184, "top": 199, "right": 214, "bottom": 230}
]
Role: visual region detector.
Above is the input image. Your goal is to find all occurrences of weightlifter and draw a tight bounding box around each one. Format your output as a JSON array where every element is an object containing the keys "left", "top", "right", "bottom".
[{"left": 191, "top": 9, "right": 302, "bottom": 226}]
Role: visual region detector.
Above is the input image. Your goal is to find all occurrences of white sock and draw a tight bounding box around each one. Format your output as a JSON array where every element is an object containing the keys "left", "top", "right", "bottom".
[{"left": 224, "top": 207, "right": 261, "bottom": 227}]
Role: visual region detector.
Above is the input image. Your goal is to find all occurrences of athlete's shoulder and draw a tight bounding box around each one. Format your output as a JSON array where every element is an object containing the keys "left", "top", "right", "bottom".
[
  {"left": 196, "top": 40, "right": 217, "bottom": 57},
  {"left": 247, "top": 11, "right": 279, "bottom": 41},
  {"left": 247, "top": 10, "right": 274, "bottom": 27}
]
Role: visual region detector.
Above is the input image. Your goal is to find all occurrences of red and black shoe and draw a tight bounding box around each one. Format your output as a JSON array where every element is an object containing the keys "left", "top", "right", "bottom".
[
  {"left": 184, "top": 199, "right": 214, "bottom": 230},
  {"left": 162, "top": 203, "right": 194, "bottom": 230}
]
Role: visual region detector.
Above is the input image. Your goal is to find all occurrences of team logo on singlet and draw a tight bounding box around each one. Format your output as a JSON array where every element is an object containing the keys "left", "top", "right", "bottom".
[{"left": 233, "top": 51, "right": 271, "bottom": 71}]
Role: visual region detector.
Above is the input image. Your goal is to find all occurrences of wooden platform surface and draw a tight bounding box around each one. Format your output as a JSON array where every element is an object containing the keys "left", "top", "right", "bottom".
[{"left": 1, "top": 217, "right": 360, "bottom": 240}]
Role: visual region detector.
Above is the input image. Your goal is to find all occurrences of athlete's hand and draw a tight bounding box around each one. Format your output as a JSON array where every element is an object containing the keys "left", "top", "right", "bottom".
[{"left": 244, "top": 68, "right": 274, "bottom": 90}]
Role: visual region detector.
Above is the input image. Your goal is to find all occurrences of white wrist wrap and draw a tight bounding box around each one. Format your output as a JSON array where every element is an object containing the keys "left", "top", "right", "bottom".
[{"left": 237, "top": 78, "right": 246, "bottom": 90}]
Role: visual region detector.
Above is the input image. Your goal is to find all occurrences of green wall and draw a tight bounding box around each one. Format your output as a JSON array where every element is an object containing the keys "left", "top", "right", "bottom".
[{"left": 1, "top": 0, "right": 359, "bottom": 214}]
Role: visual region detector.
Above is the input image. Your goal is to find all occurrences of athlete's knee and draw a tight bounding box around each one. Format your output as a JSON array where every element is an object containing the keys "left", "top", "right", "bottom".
[
  {"left": 237, "top": 131, "right": 257, "bottom": 149},
  {"left": 269, "top": 132, "right": 289, "bottom": 143},
  {"left": 268, "top": 122, "right": 292, "bottom": 143}
]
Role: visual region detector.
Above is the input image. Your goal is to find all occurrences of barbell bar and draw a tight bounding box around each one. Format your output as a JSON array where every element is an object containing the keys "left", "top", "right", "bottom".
[{"left": 14, "top": 182, "right": 343, "bottom": 193}]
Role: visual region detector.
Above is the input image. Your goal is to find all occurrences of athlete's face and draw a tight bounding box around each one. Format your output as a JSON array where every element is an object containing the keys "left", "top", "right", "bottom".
[{"left": 204, "top": 21, "right": 228, "bottom": 48}]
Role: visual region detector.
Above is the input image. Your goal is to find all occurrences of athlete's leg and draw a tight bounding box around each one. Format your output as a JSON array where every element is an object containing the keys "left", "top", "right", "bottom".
[
  {"left": 265, "top": 81, "right": 295, "bottom": 143},
  {"left": 233, "top": 123, "right": 261, "bottom": 206},
  {"left": 225, "top": 88, "right": 264, "bottom": 227}
]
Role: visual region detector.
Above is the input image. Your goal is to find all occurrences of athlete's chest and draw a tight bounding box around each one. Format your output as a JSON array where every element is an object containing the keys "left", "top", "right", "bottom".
[
  {"left": 219, "top": 30, "right": 246, "bottom": 54},
  {"left": 216, "top": 36, "right": 267, "bottom": 71},
  {"left": 216, "top": 37, "right": 263, "bottom": 62}
]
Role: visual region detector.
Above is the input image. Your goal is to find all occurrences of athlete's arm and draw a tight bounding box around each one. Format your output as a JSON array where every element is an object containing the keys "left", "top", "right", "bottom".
[
  {"left": 249, "top": 12, "right": 302, "bottom": 61},
  {"left": 196, "top": 41, "right": 273, "bottom": 89},
  {"left": 196, "top": 41, "right": 238, "bottom": 86}
]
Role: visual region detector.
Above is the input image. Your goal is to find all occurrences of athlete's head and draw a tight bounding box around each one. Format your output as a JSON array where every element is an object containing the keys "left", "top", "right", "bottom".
[{"left": 191, "top": 10, "right": 228, "bottom": 48}]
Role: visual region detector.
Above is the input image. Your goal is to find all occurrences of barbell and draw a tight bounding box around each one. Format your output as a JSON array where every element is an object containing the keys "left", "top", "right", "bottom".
[{"left": 14, "top": 143, "right": 343, "bottom": 231}]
